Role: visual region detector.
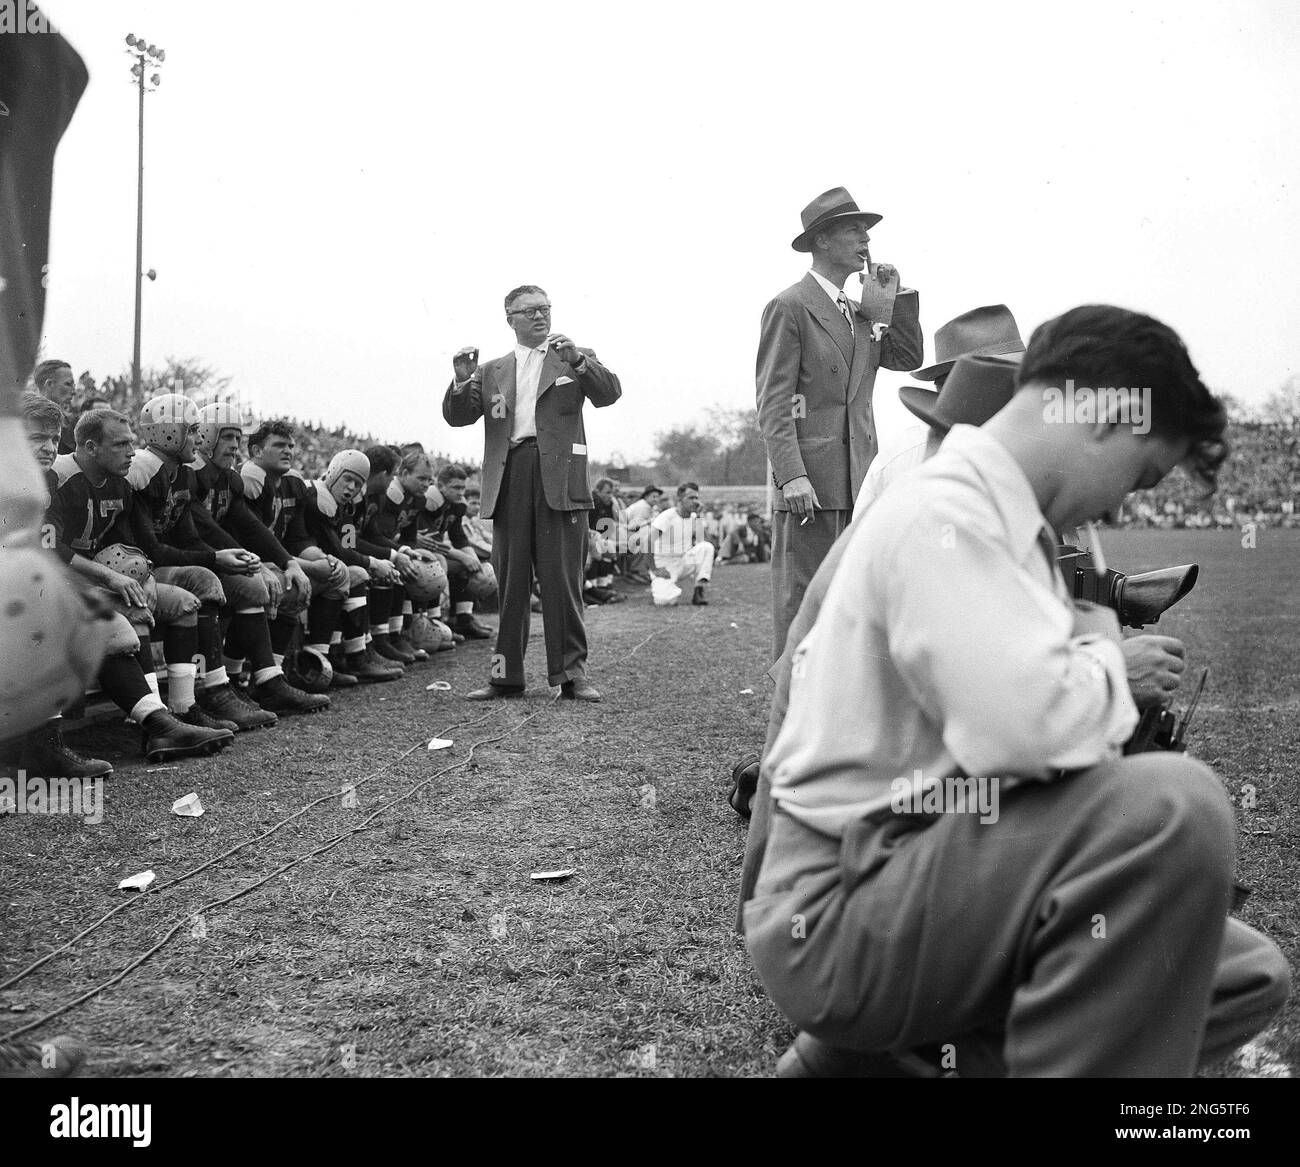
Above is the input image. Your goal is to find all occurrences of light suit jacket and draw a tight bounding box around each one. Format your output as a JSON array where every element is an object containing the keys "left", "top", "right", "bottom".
[
  {"left": 442, "top": 347, "right": 621, "bottom": 518},
  {"left": 756, "top": 272, "right": 922, "bottom": 512}
]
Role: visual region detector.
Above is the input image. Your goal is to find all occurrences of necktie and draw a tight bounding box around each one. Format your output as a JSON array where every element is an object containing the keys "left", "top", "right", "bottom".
[{"left": 836, "top": 291, "right": 855, "bottom": 336}]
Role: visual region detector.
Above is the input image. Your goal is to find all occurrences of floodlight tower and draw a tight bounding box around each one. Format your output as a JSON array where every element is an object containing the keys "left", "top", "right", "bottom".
[{"left": 125, "top": 34, "right": 164, "bottom": 396}]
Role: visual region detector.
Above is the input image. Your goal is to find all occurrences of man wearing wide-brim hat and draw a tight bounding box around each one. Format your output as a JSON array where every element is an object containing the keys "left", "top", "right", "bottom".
[
  {"left": 913, "top": 303, "right": 1025, "bottom": 384},
  {"left": 756, "top": 187, "right": 923, "bottom": 661},
  {"left": 741, "top": 306, "right": 1288, "bottom": 1076},
  {"left": 736, "top": 354, "right": 1025, "bottom": 963}
]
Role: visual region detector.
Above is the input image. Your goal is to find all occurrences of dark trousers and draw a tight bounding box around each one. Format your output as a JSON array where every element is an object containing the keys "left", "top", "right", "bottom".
[
  {"left": 490, "top": 442, "right": 589, "bottom": 688},
  {"left": 770, "top": 508, "right": 851, "bottom": 660}
]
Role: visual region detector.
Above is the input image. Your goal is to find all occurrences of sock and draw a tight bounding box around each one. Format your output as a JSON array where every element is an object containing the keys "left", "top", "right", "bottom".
[
  {"left": 369, "top": 586, "right": 393, "bottom": 638},
  {"left": 196, "top": 602, "right": 223, "bottom": 684},
  {"left": 163, "top": 619, "right": 198, "bottom": 668},
  {"left": 253, "top": 666, "right": 281, "bottom": 687},
  {"left": 98, "top": 653, "right": 156, "bottom": 716},
  {"left": 130, "top": 694, "right": 167, "bottom": 723},
  {"left": 269, "top": 614, "right": 297, "bottom": 657},
  {"left": 137, "top": 631, "right": 156, "bottom": 690},
  {"left": 341, "top": 594, "right": 368, "bottom": 655},
  {"left": 308, "top": 595, "right": 344, "bottom": 645},
  {"left": 167, "top": 663, "right": 198, "bottom": 713},
  {"left": 229, "top": 611, "right": 280, "bottom": 677},
  {"left": 455, "top": 602, "right": 473, "bottom": 616}
]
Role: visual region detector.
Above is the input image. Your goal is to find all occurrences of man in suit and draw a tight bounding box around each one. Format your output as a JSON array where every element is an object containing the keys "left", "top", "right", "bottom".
[
  {"left": 443, "top": 285, "right": 621, "bottom": 702},
  {"left": 756, "top": 187, "right": 923, "bottom": 659}
]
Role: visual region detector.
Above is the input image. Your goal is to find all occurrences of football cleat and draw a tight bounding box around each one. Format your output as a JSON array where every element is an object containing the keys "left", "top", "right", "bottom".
[
  {"left": 176, "top": 704, "right": 239, "bottom": 734},
  {"left": 371, "top": 636, "right": 415, "bottom": 665},
  {"left": 15, "top": 722, "right": 113, "bottom": 780},
  {"left": 198, "top": 683, "right": 278, "bottom": 731},
  {"left": 249, "top": 675, "right": 330, "bottom": 714},
  {"left": 140, "top": 710, "right": 234, "bottom": 761}
]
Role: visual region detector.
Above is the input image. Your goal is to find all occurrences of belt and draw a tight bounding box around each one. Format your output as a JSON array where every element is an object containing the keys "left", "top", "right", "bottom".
[{"left": 509, "top": 436, "right": 537, "bottom": 449}]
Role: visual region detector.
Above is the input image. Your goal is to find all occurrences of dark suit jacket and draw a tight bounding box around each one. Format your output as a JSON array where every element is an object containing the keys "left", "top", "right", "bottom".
[
  {"left": 442, "top": 347, "right": 621, "bottom": 519},
  {"left": 756, "top": 273, "right": 922, "bottom": 512}
]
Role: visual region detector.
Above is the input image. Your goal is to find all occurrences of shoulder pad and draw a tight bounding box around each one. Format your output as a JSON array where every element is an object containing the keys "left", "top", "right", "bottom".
[
  {"left": 313, "top": 480, "right": 338, "bottom": 519},
  {"left": 285, "top": 468, "right": 305, "bottom": 481},
  {"left": 241, "top": 461, "right": 266, "bottom": 500},
  {"left": 125, "top": 447, "right": 164, "bottom": 489}
]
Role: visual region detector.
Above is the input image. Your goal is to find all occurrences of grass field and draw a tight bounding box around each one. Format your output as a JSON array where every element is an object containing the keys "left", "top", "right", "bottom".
[{"left": 1, "top": 528, "right": 1296, "bottom": 1077}]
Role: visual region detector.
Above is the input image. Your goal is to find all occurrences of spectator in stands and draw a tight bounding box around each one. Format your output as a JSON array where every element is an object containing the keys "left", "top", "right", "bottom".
[{"left": 651, "top": 482, "right": 714, "bottom": 606}]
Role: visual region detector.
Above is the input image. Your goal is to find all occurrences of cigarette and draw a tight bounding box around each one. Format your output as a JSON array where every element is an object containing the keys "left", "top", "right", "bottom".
[
  {"left": 800, "top": 515, "right": 810, "bottom": 526},
  {"left": 1083, "top": 522, "right": 1107, "bottom": 573}
]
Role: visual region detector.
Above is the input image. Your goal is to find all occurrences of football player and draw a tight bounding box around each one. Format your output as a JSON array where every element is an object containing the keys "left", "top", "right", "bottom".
[
  {"left": 301, "top": 449, "right": 425, "bottom": 681},
  {"left": 128, "top": 395, "right": 328, "bottom": 724},
  {"left": 192, "top": 403, "right": 325, "bottom": 718},
  {"left": 42, "top": 404, "right": 235, "bottom": 762},
  {"left": 419, "top": 462, "right": 496, "bottom": 637}
]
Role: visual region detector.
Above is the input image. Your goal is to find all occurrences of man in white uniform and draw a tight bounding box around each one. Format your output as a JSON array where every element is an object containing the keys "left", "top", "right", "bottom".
[{"left": 650, "top": 483, "right": 713, "bottom": 606}]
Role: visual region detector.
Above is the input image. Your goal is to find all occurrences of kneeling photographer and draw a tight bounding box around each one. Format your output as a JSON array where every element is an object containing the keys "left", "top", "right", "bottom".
[{"left": 743, "top": 305, "right": 1290, "bottom": 1077}]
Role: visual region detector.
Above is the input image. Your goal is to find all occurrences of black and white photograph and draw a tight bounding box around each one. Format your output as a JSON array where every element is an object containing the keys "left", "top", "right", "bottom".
[{"left": 1, "top": 0, "right": 1297, "bottom": 1142}]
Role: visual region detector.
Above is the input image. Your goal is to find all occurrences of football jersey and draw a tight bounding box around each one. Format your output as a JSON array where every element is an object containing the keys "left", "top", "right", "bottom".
[
  {"left": 362, "top": 478, "right": 425, "bottom": 550},
  {"left": 302, "top": 481, "right": 389, "bottom": 569},
  {"left": 125, "top": 447, "right": 218, "bottom": 568},
  {"left": 195, "top": 454, "right": 292, "bottom": 568},
  {"left": 45, "top": 453, "right": 137, "bottom": 562},
  {"left": 241, "top": 462, "right": 310, "bottom": 553}
]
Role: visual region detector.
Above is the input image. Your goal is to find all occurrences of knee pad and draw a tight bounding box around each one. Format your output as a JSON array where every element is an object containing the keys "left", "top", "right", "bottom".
[
  {"left": 221, "top": 570, "right": 270, "bottom": 609},
  {"left": 152, "top": 582, "right": 201, "bottom": 623},
  {"left": 104, "top": 612, "right": 144, "bottom": 656}
]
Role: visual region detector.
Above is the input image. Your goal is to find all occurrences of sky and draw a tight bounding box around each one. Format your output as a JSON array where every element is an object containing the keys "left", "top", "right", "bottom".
[{"left": 32, "top": 0, "right": 1300, "bottom": 469}]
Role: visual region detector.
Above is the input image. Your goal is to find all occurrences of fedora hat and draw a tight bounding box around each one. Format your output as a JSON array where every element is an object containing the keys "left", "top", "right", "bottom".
[
  {"left": 913, "top": 304, "right": 1025, "bottom": 382},
  {"left": 899, "top": 352, "right": 1023, "bottom": 434},
  {"left": 791, "top": 187, "right": 882, "bottom": 252}
]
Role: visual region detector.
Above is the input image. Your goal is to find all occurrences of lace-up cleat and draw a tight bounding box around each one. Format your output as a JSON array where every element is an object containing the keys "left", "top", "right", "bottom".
[
  {"left": 140, "top": 710, "right": 234, "bottom": 762},
  {"left": 198, "top": 683, "right": 278, "bottom": 731},
  {"left": 177, "top": 705, "right": 240, "bottom": 734},
  {"left": 249, "top": 675, "right": 331, "bottom": 714},
  {"left": 372, "top": 636, "right": 416, "bottom": 665},
  {"left": 16, "top": 723, "right": 113, "bottom": 780}
]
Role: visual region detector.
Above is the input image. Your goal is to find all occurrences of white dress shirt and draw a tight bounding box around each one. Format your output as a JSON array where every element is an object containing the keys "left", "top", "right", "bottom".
[
  {"left": 511, "top": 341, "right": 548, "bottom": 443},
  {"left": 808, "top": 269, "right": 854, "bottom": 334},
  {"left": 768, "top": 424, "right": 1138, "bottom": 838}
]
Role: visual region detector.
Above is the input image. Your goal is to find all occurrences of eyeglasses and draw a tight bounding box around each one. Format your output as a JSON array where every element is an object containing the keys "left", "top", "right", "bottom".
[{"left": 508, "top": 305, "right": 552, "bottom": 320}]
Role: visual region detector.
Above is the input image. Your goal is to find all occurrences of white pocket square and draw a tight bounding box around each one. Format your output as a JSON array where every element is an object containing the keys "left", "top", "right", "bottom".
[{"left": 555, "top": 375, "right": 575, "bottom": 386}]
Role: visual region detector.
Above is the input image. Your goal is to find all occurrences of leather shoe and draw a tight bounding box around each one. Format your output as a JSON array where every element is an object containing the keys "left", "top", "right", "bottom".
[
  {"left": 559, "top": 679, "right": 601, "bottom": 702},
  {"left": 466, "top": 684, "right": 525, "bottom": 701},
  {"left": 453, "top": 613, "right": 494, "bottom": 640}
]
